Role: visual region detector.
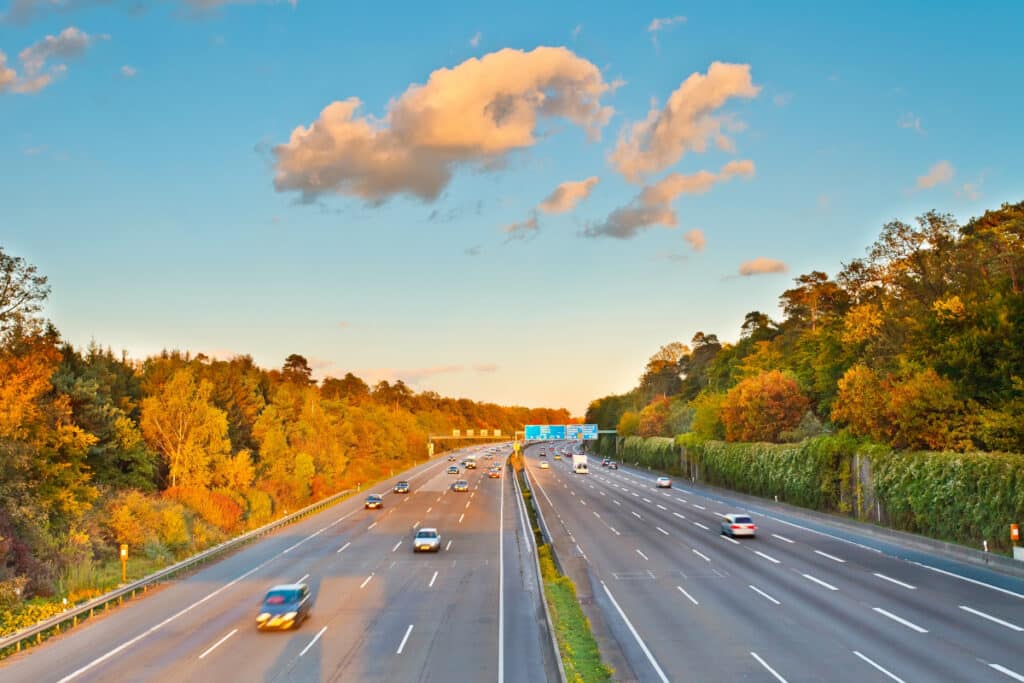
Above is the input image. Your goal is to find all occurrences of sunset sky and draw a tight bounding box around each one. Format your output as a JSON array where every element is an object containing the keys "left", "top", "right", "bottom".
[{"left": 3, "top": 1, "right": 1022, "bottom": 415}]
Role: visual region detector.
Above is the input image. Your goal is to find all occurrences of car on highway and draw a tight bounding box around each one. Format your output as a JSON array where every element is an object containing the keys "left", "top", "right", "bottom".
[
  {"left": 448, "top": 455, "right": 456, "bottom": 461},
  {"left": 453, "top": 479, "right": 470, "bottom": 492},
  {"left": 601, "top": 458, "right": 610, "bottom": 467},
  {"left": 447, "top": 465, "right": 459, "bottom": 475},
  {"left": 721, "top": 513, "right": 757, "bottom": 538},
  {"left": 413, "top": 528, "right": 441, "bottom": 553},
  {"left": 256, "top": 583, "right": 311, "bottom": 630},
  {"left": 608, "top": 461, "right": 619, "bottom": 470},
  {"left": 393, "top": 481, "right": 410, "bottom": 494},
  {"left": 656, "top": 476, "right": 672, "bottom": 488},
  {"left": 488, "top": 468, "right": 501, "bottom": 478},
  {"left": 364, "top": 493, "right": 384, "bottom": 509},
  {"left": 539, "top": 461, "right": 549, "bottom": 469},
  {"left": 465, "top": 460, "right": 477, "bottom": 469}
]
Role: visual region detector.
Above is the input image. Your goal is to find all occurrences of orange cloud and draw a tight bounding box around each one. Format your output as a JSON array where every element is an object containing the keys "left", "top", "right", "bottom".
[
  {"left": 1, "top": 26, "right": 105, "bottom": 94},
  {"left": 684, "top": 229, "right": 706, "bottom": 251},
  {"left": 538, "top": 176, "right": 599, "bottom": 214},
  {"left": 274, "top": 46, "right": 615, "bottom": 203},
  {"left": 916, "top": 160, "right": 954, "bottom": 189},
  {"left": 584, "top": 160, "right": 754, "bottom": 239},
  {"left": 609, "top": 62, "right": 760, "bottom": 182},
  {"left": 739, "top": 257, "right": 788, "bottom": 276}
]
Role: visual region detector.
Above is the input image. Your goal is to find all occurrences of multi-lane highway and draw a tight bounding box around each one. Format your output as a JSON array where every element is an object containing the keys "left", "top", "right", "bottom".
[
  {"left": 525, "top": 443, "right": 1024, "bottom": 683},
  {"left": 1, "top": 445, "right": 557, "bottom": 683}
]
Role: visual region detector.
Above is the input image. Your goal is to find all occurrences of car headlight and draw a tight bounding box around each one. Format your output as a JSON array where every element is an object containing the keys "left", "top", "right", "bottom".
[
  {"left": 284, "top": 612, "right": 297, "bottom": 620},
  {"left": 257, "top": 613, "right": 270, "bottom": 621}
]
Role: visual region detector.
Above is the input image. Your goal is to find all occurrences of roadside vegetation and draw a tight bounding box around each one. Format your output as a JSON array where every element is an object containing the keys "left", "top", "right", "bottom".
[
  {"left": 0, "top": 245, "right": 571, "bottom": 636},
  {"left": 511, "top": 452, "right": 612, "bottom": 682},
  {"left": 587, "top": 201, "right": 1024, "bottom": 552}
]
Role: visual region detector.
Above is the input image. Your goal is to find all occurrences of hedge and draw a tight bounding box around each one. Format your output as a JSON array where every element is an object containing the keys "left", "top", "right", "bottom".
[{"left": 619, "top": 436, "right": 680, "bottom": 474}]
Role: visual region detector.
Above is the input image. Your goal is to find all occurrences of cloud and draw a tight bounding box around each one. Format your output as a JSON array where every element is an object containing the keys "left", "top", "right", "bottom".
[
  {"left": 359, "top": 365, "right": 466, "bottom": 386},
  {"left": 583, "top": 160, "right": 754, "bottom": 239},
  {"left": 647, "top": 15, "right": 685, "bottom": 46},
  {"left": 739, "top": 257, "right": 788, "bottom": 276},
  {"left": 0, "top": 26, "right": 105, "bottom": 94},
  {"left": 120, "top": 64, "right": 137, "bottom": 78},
  {"left": 273, "top": 46, "right": 615, "bottom": 204},
  {"left": 898, "top": 112, "right": 924, "bottom": 134},
  {"left": 472, "top": 363, "right": 498, "bottom": 373},
  {"left": 571, "top": 24, "right": 583, "bottom": 39},
  {"left": 502, "top": 213, "right": 539, "bottom": 242},
  {"left": 609, "top": 62, "right": 760, "bottom": 182},
  {"left": 916, "top": 160, "right": 954, "bottom": 189},
  {"left": 538, "top": 176, "right": 599, "bottom": 214},
  {"left": 683, "top": 228, "right": 705, "bottom": 251},
  {"left": 2, "top": 0, "right": 103, "bottom": 25},
  {"left": 469, "top": 31, "right": 481, "bottom": 47}
]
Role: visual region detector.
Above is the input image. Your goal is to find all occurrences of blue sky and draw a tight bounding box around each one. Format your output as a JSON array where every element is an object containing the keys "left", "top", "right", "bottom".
[{"left": 3, "top": 1, "right": 1022, "bottom": 415}]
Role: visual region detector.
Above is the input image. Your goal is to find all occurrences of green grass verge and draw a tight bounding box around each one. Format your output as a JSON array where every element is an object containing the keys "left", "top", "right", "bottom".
[{"left": 516, "top": 470, "right": 612, "bottom": 683}]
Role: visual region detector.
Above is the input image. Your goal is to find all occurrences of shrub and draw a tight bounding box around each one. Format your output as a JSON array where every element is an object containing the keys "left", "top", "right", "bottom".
[{"left": 721, "top": 371, "right": 808, "bottom": 442}]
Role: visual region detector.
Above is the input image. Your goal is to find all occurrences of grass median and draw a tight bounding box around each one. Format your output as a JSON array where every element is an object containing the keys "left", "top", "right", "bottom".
[{"left": 514, "top": 461, "right": 612, "bottom": 683}]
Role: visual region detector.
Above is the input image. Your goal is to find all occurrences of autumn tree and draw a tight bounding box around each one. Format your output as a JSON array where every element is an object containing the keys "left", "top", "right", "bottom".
[
  {"left": 281, "top": 354, "right": 315, "bottom": 386},
  {"left": 637, "top": 396, "right": 671, "bottom": 437},
  {"left": 140, "top": 369, "right": 232, "bottom": 488},
  {"left": 720, "top": 371, "right": 808, "bottom": 442},
  {"left": 0, "top": 246, "right": 50, "bottom": 335},
  {"left": 322, "top": 372, "right": 370, "bottom": 402}
]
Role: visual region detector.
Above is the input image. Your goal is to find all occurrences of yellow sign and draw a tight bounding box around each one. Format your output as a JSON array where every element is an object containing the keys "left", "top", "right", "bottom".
[{"left": 120, "top": 544, "right": 128, "bottom": 560}]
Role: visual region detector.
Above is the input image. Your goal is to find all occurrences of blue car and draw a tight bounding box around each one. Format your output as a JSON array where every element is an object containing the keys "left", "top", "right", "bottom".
[{"left": 256, "top": 583, "right": 311, "bottom": 630}]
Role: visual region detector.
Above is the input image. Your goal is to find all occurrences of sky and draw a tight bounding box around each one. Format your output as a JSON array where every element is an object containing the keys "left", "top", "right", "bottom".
[{"left": 3, "top": 1, "right": 1022, "bottom": 416}]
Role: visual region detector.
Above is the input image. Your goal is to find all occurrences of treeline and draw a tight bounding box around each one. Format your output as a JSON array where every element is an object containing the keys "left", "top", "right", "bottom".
[
  {"left": 587, "top": 201, "right": 1024, "bottom": 454},
  {"left": 0, "top": 246, "right": 569, "bottom": 623}
]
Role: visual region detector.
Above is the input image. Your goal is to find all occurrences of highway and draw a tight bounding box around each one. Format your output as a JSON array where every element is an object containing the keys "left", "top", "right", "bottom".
[
  {"left": 1, "top": 445, "right": 557, "bottom": 683},
  {"left": 525, "top": 443, "right": 1024, "bottom": 683}
]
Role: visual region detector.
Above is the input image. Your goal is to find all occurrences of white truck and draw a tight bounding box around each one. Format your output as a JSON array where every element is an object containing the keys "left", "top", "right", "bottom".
[{"left": 572, "top": 453, "right": 588, "bottom": 474}]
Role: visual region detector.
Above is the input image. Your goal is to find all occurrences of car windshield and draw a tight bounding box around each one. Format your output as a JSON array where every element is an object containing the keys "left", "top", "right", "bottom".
[
  {"left": 734, "top": 516, "right": 753, "bottom": 524},
  {"left": 416, "top": 531, "right": 438, "bottom": 539},
  {"left": 368, "top": 495, "right": 381, "bottom": 501},
  {"left": 264, "top": 590, "right": 299, "bottom": 604}
]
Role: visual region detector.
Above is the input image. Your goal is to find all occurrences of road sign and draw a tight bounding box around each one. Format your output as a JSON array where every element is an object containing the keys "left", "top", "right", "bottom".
[
  {"left": 566, "top": 424, "right": 599, "bottom": 440},
  {"left": 524, "top": 424, "right": 566, "bottom": 440}
]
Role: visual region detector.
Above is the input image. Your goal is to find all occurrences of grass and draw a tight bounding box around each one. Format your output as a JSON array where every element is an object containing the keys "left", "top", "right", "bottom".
[{"left": 516, "top": 469, "right": 612, "bottom": 683}]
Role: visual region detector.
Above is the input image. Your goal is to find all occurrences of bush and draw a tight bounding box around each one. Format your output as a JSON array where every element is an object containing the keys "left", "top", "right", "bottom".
[
  {"left": 620, "top": 436, "right": 680, "bottom": 474},
  {"left": 721, "top": 371, "right": 808, "bottom": 443}
]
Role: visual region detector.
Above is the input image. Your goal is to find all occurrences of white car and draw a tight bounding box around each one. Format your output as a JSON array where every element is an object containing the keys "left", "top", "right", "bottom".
[
  {"left": 656, "top": 476, "right": 672, "bottom": 488},
  {"left": 539, "top": 461, "right": 549, "bottom": 469},
  {"left": 721, "top": 514, "right": 757, "bottom": 538}
]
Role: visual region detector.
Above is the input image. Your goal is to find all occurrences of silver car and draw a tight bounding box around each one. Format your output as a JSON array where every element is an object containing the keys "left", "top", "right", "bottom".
[
  {"left": 656, "top": 476, "right": 672, "bottom": 488},
  {"left": 721, "top": 514, "right": 757, "bottom": 538},
  {"left": 413, "top": 528, "right": 441, "bottom": 552}
]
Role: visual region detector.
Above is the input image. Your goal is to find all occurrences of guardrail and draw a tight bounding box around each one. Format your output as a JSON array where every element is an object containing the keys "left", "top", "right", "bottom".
[{"left": 0, "top": 485, "right": 355, "bottom": 658}]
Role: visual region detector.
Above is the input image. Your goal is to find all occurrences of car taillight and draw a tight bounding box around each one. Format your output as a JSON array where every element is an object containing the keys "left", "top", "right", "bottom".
[{"left": 731, "top": 524, "right": 741, "bottom": 529}]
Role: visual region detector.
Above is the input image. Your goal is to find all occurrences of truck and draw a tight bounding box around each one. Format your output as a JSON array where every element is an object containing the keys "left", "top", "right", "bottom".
[{"left": 572, "top": 453, "right": 588, "bottom": 474}]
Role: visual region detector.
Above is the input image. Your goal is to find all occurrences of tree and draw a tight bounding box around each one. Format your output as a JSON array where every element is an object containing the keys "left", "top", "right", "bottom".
[
  {"left": 780, "top": 271, "right": 846, "bottom": 333},
  {"left": 638, "top": 342, "right": 688, "bottom": 402},
  {"left": 617, "top": 411, "right": 640, "bottom": 437},
  {"left": 720, "top": 371, "right": 808, "bottom": 442},
  {"left": 0, "top": 246, "right": 50, "bottom": 334},
  {"left": 637, "top": 396, "right": 671, "bottom": 437},
  {"left": 322, "top": 372, "right": 370, "bottom": 402},
  {"left": 140, "top": 369, "right": 232, "bottom": 488},
  {"left": 281, "top": 354, "right": 315, "bottom": 385}
]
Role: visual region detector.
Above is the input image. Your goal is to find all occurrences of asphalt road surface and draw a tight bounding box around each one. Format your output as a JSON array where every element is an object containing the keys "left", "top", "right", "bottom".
[
  {"left": 526, "top": 443, "right": 1024, "bottom": 683},
  {"left": 1, "top": 444, "right": 557, "bottom": 683}
]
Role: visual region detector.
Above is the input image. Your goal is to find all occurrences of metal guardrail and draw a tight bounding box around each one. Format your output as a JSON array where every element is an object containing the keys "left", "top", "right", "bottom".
[{"left": 0, "top": 486, "right": 355, "bottom": 657}]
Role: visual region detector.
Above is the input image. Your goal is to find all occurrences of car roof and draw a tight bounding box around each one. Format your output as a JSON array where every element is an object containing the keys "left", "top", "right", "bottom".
[
  {"left": 267, "top": 583, "right": 305, "bottom": 592},
  {"left": 417, "top": 527, "right": 438, "bottom": 534}
]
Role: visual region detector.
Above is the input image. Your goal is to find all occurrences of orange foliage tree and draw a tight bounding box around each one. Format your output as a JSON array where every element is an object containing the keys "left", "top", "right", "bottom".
[
  {"left": 637, "top": 396, "right": 671, "bottom": 437},
  {"left": 721, "top": 371, "right": 808, "bottom": 442}
]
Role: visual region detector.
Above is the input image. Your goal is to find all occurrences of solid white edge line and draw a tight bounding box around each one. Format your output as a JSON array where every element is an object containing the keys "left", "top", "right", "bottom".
[
  {"left": 853, "top": 650, "right": 906, "bottom": 683},
  {"left": 959, "top": 605, "right": 1024, "bottom": 631},
  {"left": 814, "top": 549, "right": 846, "bottom": 563},
  {"left": 802, "top": 573, "right": 839, "bottom": 591},
  {"left": 498, "top": 459, "right": 505, "bottom": 683},
  {"left": 601, "top": 581, "right": 670, "bottom": 683},
  {"left": 299, "top": 626, "right": 327, "bottom": 657},
  {"left": 676, "top": 585, "right": 699, "bottom": 606},
  {"left": 396, "top": 624, "right": 414, "bottom": 655},
  {"left": 912, "top": 561, "right": 1024, "bottom": 600},
  {"left": 873, "top": 572, "right": 916, "bottom": 590},
  {"left": 750, "top": 651, "right": 788, "bottom": 683},
  {"left": 991, "top": 663, "right": 1024, "bottom": 681},
  {"left": 198, "top": 628, "right": 238, "bottom": 660},
  {"left": 873, "top": 607, "right": 928, "bottom": 633},
  {"left": 429, "top": 570, "right": 438, "bottom": 587},
  {"left": 748, "top": 585, "right": 780, "bottom": 605}
]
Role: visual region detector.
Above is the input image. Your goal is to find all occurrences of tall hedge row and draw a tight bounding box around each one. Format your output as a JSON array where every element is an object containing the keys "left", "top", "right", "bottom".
[{"left": 619, "top": 436, "right": 680, "bottom": 473}]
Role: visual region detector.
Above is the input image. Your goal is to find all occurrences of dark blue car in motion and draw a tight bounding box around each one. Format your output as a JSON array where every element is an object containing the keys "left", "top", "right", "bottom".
[{"left": 256, "top": 583, "right": 311, "bottom": 630}]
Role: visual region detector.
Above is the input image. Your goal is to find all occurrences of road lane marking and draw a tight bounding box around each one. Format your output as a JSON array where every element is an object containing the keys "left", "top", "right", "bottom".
[
  {"left": 577, "top": 544, "right": 587, "bottom": 559},
  {"left": 814, "top": 550, "right": 846, "bottom": 563},
  {"left": 755, "top": 550, "right": 780, "bottom": 564},
  {"left": 600, "top": 582, "right": 670, "bottom": 683},
  {"left": 676, "top": 585, "right": 699, "bottom": 605},
  {"left": 692, "top": 504, "right": 706, "bottom": 510},
  {"left": 802, "top": 574, "right": 838, "bottom": 591},
  {"left": 693, "top": 522, "right": 709, "bottom": 530},
  {"left": 600, "top": 491, "right": 606, "bottom": 496},
  {"left": 656, "top": 527, "right": 669, "bottom": 536},
  {"left": 426, "top": 507, "right": 432, "bottom": 513},
  {"left": 609, "top": 527, "right": 621, "bottom": 535},
  {"left": 429, "top": 571, "right": 438, "bottom": 587},
  {"left": 299, "top": 627, "right": 328, "bottom": 657},
  {"left": 656, "top": 504, "right": 667, "bottom": 510},
  {"left": 396, "top": 624, "right": 415, "bottom": 655},
  {"left": 360, "top": 574, "right": 374, "bottom": 589},
  {"left": 749, "top": 585, "right": 780, "bottom": 605},
  {"left": 368, "top": 522, "right": 377, "bottom": 530},
  {"left": 853, "top": 650, "right": 906, "bottom": 682},
  {"left": 580, "top": 499, "right": 587, "bottom": 506},
  {"left": 283, "top": 527, "right": 327, "bottom": 554},
  {"left": 296, "top": 574, "right": 309, "bottom": 584},
  {"left": 458, "top": 513, "right": 465, "bottom": 523},
  {"left": 337, "top": 542, "right": 351, "bottom": 554},
  {"left": 636, "top": 549, "right": 649, "bottom": 560},
  {"left": 498, "top": 458, "right": 505, "bottom": 683},
  {"left": 392, "top": 540, "right": 402, "bottom": 552},
  {"left": 693, "top": 549, "right": 711, "bottom": 562},
  {"left": 413, "top": 520, "right": 421, "bottom": 528},
  {"left": 631, "top": 511, "right": 642, "bottom": 519},
  {"left": 198, "top": 629, "right": 238, "bottom": 660},
  {"left": 873, "top": 573, "right": 916, "bottom": 590},
  {"left": 446, "top": 540, "right": 452, "bottom": 551},
  {"left": 675, "top": 497, "right": 687, "bottom": 503},
  {"left": 751, "top": 652, "right": 788, "bottom": 682},
  {"left": 959, "top": 605, "right": 1024, "bottom": 631},
  {"left": 912, "top": 561, "right": 1024, "bottom": 600},
  {"left": 465, "top": 501, "right": 471, "bottom": 509},
  {"left": 872, "top": 607, "right": 927, "bottom": 632},
  {"left": 772, "top": 534, "right": 795, "bottom": 544},
  {"left": 613, "top": 500, "right": 621, "bottom": 506},
  {"left": 642, "top": 497, "right": 652, "bottom": 503},
  {"left": 722, "top": 535, "right": 740, "bottom": 545},
  {"left": 673, "top": 512, "right": 686, "bottom": 519},
  {"left": 991, "top": 664, "right": 1024, "bottom": 681},
  {"left": 594, "top": 511, "right": 601, "bottom": 519}
]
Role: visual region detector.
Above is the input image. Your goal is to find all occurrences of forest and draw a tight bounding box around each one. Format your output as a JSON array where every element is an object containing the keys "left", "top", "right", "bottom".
[
  {"left": 0, "top": 247, "right": 569, "bottom": 633},
  {"left": 587, "top": 202, "right": 1024, "bottom": 454}
]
